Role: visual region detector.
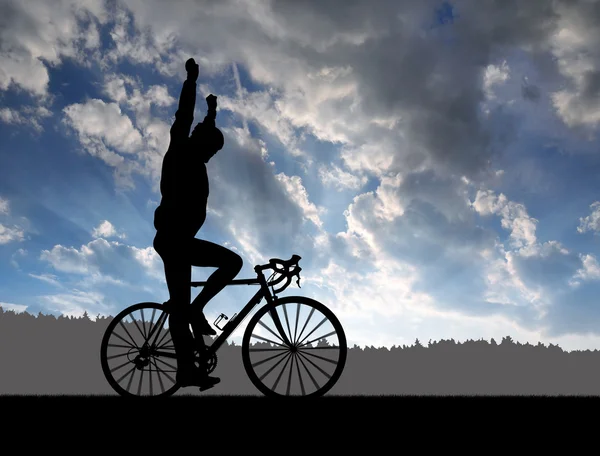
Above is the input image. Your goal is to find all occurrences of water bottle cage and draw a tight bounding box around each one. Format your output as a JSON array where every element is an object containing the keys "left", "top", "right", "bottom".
[{"left": 214, "top": 313, "right": 228, "bottom": 330}]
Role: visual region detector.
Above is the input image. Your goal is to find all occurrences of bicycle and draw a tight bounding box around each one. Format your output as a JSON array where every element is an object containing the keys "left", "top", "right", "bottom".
[{"left": 100, "top": 254, "right": 347, "bottom": 398}]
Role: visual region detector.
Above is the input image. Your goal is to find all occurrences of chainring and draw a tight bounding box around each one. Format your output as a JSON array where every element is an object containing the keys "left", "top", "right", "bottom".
[{"left": 194, "top": 349, "right": 218, "bottom": 374}]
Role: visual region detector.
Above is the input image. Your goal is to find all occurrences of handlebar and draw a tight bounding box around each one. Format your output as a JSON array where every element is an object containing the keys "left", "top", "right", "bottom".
[{"left": 254, "top": 254, "right": 302, "bottom": 293}]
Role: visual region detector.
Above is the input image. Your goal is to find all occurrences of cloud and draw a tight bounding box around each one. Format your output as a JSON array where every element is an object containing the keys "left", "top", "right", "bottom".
[
  {"left": 570, "top": 254, "right": 600, "bottom": 287},
  {"left": 315, "top": 171, "right": 507, "bottom": 321},
  {"left": 318, "top": 164, "right": 368, "bottom": 191},
  {"left": 521, "top": 76, "right": 542, "bottom": 102},
  {"left": 39, "top": 289, "right": 113, "bottom": 319},
  {"left": 206, "top": 126, "right": 325, "bottom": 266},
  {"left": 0, "top": 224, "right": 25, "bottom": 244},
  {"left": 62, "top": 98, "right": 145, "bottom": 188},
  {"left": 0, "top": 197, "right": 9, "bottom": 215},
  {"left": 274, "top": 173, "right": 325, "bottom": 229},
  {"left": 0, "top": 0, "right": 107, "bottom": 98},
  {"left": 577, "top": 201, "right": 600, "bottom": 235},
  {"left": 28, "top": 273, "right": 63, "bottom": 288},
  {"left": 0, "top": 106, "right": 52, "bottom": 133},
  {"left": 63, "top": 99, "right": 144, "bottom": 155},
  {"left": 0, "top": 302, "right": 28, "bottom": 313},
  {"left": 111, "top": 0, "right": 532, "bottom": 185},
  {"left": 467, "top": 188, "right": 600, "bottom": 337},
  {"left": 548, "top": 1, "right": 600, "bottom": 133},
  {"left": 7, "top": 0, "right": 600, "bottom": 346},
  {"left": 484, "top": 60, "right": 511, "bottom": 99},
  {"left": 101, "top": 73, "right": 176, "bottom": 187},
  {"left": 0, "top": 196, "right": 31, "bottom": 245},
  {"left": 472, "top": 189, "right": 538, "bottom": 249},
  {"left": 39, "top": 238, "right": 164, "bottom": 286},
  {"left": 10, "top": 248, "right": 27, "bottom": 269},
  {"left": 91, "top": 220, "right": 126, "bottom": 240}
]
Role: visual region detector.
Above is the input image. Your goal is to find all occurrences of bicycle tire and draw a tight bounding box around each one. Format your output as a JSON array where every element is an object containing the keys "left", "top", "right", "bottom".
[{"left": 100, "top": 302, "right": 181, "bottom": 398}]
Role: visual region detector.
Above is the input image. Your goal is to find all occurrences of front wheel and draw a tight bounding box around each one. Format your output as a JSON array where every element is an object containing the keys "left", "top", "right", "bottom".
[{"left": 242, "top": 296, "right": 347, "bottom": 397}]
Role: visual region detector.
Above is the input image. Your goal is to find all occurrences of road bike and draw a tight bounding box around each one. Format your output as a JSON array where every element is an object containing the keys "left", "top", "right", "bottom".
[{"left": 100, "top": 254, "right": 347, "bottom": 398}]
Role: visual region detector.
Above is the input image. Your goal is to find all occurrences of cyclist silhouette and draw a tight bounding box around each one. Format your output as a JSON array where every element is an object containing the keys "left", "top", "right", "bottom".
[{"left": 153, "top": 58, "right": 243, "bottom": 390}]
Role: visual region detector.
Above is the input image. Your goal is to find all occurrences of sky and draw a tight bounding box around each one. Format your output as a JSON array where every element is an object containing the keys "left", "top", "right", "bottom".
[{"left": 2, "top": 0, "right": 600, "bottom": 351}]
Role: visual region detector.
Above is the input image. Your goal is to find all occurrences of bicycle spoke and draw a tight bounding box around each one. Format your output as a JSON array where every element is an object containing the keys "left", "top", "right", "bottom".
[
  {"left": 251, "top": 333, "right": 288, "bottom": 348},
  {"left": 297, "top": 353, "right": 320, "bottom": 390},
  {"left": 137, "top": 367, "right": 144, "bottom": 396},
  {"left": 269, "top": 309, "right": 291, "bottom": 346},
  {"left": 297, "top": 316, "right": 328, "bottom": 347},
  {"left": 298, "top": 331, "right": 337, "bottom": 348},
  {"left": 153, "top": 349, "right": 177, "bottom": 359},
  {"left": 126, "top": 367, "right": 136, "bottom": 392},
  {"left": 272, "top": 352, "right": 293, "bottom": 392},
  {"left": 149, "top": 363, "right": 153, "bottom": 396},
  {"left": 293, "top": 303, "right": 300, "bottom": 344},
  {"left": 157, "top": 337, "right": 173, "bottom": 350},
  {"left": 110, "top": 359, "right": 133, "bottom": 374},
  {"left": 119, "top": 321, "right": 139, "bottom": 349},
  {"left": 282, "top": 304, "right": 293, "bottom": 346},
  {"left": 251, "top": 350, "right": 289, "bottom": 368},
  {"left": 299, "top": 349, "right": 338, "bottom": 365},
  {"left": 259, "top": 352, "right": 291, "bottom": 382},
  {"left": 286, "top": 354, "right": 295, "bottom": 396},
  {"left": 130, "top": 315, "right": 146, "bottom": 344},
  {"left": 115, "top": 365, "right": 136, "bottom": 385},
  {"left": 295, "top": 353, "right": 306, "bottom": 396},
  {"left": 151, "top": 358, "right": 176, "bottom": 383},
  {"left": 150, "top": 359, "right": 167, "bottom": 394},
  {"left": 299, "top": 346, "right": 340, "bottom": 350},
  {"left": 147, "top": 308, "right": 157, "bottom": 339},
  {"left": 297, "top": 351, "right": 332, "bottom": 380},
  {"left": 154, "top": 356, "right": 177, "bottom": 372},
  {"left": 295, "top": 307, "right": 315, "bottom": 346},
  {"left": 248, "top": 347, "right": 288, "bottom": 352},
  {"left": 106, "top": 351, "right": 130, "bottom": 361},
  {"left": 108, "top": 343, "right": 135, "bottom": 350},
  {"left": 149, "top": 312, "right": 168, "bottom": 346},
  {"left": 155, "top": 327, "right": 171, "bottom": 349},
  {"left": 257, "top": 320, "right": 286, "bottom": 345},
  {"left": 141, "top": 309, "right": 148, "bottom": 339},
  {"left": 147, "top": 312, "right": 165, "bottom": 343},
  {"left": 111, "top": 332, "right": 137, "bottom": 349}
]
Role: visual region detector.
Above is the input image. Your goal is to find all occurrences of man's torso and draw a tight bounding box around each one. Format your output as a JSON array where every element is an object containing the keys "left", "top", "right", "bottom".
[{"left": 154, "top": 138, "right": 209, "bottom": 236}]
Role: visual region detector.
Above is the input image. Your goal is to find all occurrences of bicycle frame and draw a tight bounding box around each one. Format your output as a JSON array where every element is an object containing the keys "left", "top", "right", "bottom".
[{"left": 145, "top": 266, "right": 292, "bottom": 360}]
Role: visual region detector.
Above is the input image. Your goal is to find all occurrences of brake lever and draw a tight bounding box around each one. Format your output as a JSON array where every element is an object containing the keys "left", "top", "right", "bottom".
[{"left": 293, "top": 266, "right": 302, "bottom": 288}]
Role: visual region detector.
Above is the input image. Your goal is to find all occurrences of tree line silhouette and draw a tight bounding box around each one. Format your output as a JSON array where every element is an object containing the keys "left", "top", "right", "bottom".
[{"left": 2, "top": 305, "right": 600, "bottom": 395}]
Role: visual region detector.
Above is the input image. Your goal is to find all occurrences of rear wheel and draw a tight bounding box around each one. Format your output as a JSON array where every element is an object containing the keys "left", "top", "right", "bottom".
[
  {"left": 100, "top": 302, "right": 180, "bottom": 398},
  {"left": 241, "top": 296, "right": 347, "bottom": 397}
]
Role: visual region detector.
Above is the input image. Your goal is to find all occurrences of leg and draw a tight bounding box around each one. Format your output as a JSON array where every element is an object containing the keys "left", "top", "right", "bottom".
[
  {"left": 189, "top": 238, "right": 244, "bottom": 310},
  {"left": 188, "top": 239, "right": 243, "bottom": 336},
  {"left": 153, "top": 232, "right": 195, "bottom": 372}
]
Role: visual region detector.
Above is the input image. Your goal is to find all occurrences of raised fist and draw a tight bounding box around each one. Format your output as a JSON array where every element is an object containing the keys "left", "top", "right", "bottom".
[
  {"left": 186, "top": 58, "right": 199, "bottom": 81},
  {"left": 206, "top": 94, "right": 217, "bottom": 109}
]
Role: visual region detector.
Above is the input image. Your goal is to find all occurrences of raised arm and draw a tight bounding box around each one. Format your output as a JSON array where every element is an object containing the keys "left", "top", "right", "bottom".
[
  {"left": 170, "top": 58, "right": 199, "bottom": 142},
  {"left": 202, "top": 94, "right": 217, "bottom": 127}
]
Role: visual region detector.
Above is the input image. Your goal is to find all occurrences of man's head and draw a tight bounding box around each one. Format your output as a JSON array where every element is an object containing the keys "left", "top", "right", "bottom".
[{"left": 190, "top": 123, "right": 224, "bottom": 163}]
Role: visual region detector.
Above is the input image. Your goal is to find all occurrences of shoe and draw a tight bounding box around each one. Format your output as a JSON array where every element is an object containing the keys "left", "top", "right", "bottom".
[
  {"left": 191, "top": 309, "right": 217, "bottom": 336},
  {"left": 177, "top": 366, "right": 220, "bottom": 391}
]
